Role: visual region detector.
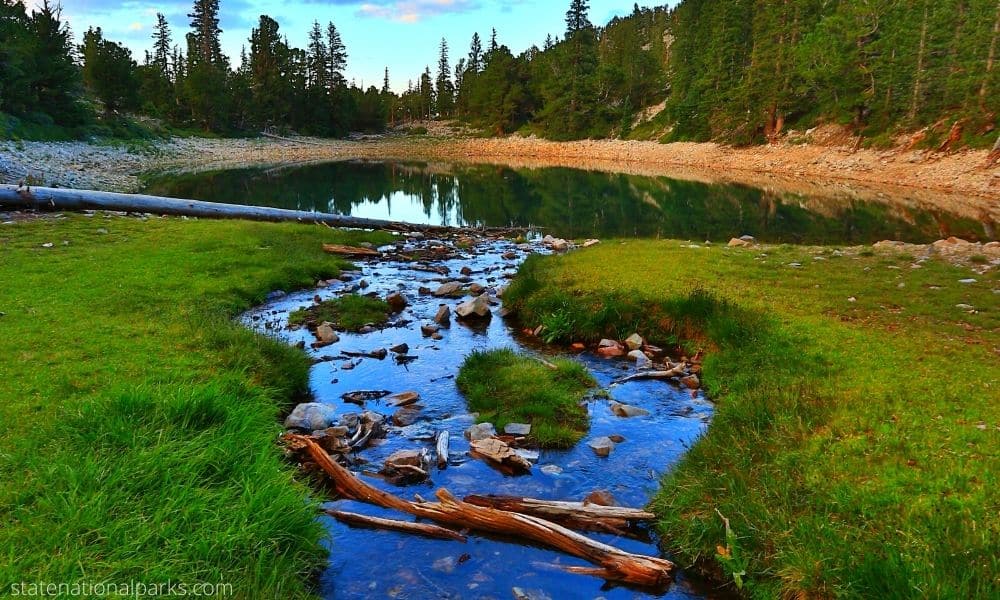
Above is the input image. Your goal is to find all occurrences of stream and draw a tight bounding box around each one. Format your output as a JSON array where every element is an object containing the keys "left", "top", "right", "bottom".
[{"left": 241, "top": 234, "right": 717, "bottom": 600}]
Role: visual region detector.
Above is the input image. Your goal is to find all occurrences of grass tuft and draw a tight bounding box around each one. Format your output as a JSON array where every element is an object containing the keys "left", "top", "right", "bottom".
[
  {"left": 456, "top": 348, "right": 595, "bottom": 448},
  {"left": 288, "top": 294, "right": 390, "bottom": 331}
]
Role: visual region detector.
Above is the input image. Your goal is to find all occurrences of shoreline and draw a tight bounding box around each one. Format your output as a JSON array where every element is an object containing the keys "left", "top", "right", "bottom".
[{"left": 2, "top": 133, "right": 999, "bottom": 223}]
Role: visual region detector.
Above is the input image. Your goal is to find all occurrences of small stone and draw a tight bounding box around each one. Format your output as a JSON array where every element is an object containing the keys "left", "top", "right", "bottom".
[
  {"left": 386, "top": 292, "right": 408, "bottom": 312},
  {"left": 432, "top": 556, "right": 456, "bottom": 574},
  {"left": 959, "top": 279, "right": 977, "bottom": 284},
  {"left": 504, "top": 423, "right": 531, "bottom": 436},
  {"left": 570, "top": 342, "right": 586, "bottom": 351},
  {"left": 608, "top": 434, "right": 625, "bottom": 443},
  {"left": 468, "top": 283, "right": 486, "bottom": 295},
  {"left": 369, "top": 348, "right": 388, "bottom": 360},
  {"left": 465, "top": 422, "right": 496, "bottom": 441},
  {"left": 392, "top": 408, "right": 421, "bottom": 427},
  {"left": 431, "top": 332, "right": 444, "bottom": 340},
  {"left": 540, "top": 464, "right": 563, "bottom": 475},
  {"left": 515, "top": 449, "right": 540, "bottom": 462},
  {"left": 610, "top": 402, "right": 650, "bottom": 418},
  {"left": 627, "top": 349, "right": 651, "bottom": 368},
  {"left": 358, "top": 279, "right": 369, "bottom": 289},
  {"left": 387, "top": 391, "right": 420, "bottom": 407},
  {"left": 588, "top": 437, "right": 615, "bottom": 457},
  {"left": 421, "top": 323, "right": 440, "bottom": 336},
  {"left": 624, "top": 333, "right": 644, "bottom": 351},
  {"left": 41, "top": 242, "right": 53, "bottom": 248},
  {"left": 460, "top": 266, "right": 473, "bottom": 276},
  {"left": 728, "top": 237, "right": 751, "bottom": 247},
  {"left": 434, "top": 304, "right": 451, "bottom": 324},
  {"left": 434, "top": 281, "right": 463, "bottom": 297},
  {"left": 314, "top": 323, "right": 339, "bottom": 346},
  {"left": 389, "top": 343, "right": 409, "bottom": 354},
  {"left": 284, "top": 403, "right": 338, "bottom": 430}
]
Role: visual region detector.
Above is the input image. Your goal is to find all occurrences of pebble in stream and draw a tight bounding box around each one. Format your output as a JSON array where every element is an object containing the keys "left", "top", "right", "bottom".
[{"left": 242, "top": 234, "right": 717, "bottom": 600}]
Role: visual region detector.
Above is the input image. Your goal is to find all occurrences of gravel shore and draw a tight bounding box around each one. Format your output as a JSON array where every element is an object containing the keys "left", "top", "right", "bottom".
[{"left": 2, "top": 131, "right": 998, "bottom": 222}]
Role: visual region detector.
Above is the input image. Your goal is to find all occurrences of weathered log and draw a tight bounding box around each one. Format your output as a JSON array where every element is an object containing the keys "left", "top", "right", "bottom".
[
  {"left": 436, "top": 430, "right": 450, "bottom": 469},
  {"left": 323, "top": 508, "right": 467, "bottom": 542},
  {"left": 614, "top": 364, "right": 688, "bottom": 384},
  {"left": 291, "top": 435, "right": 674, "bottom": 587},
  {"left": 463, "top": 495, "right": 654, "bottom": 538},
  {"left": 322, "top": 243, "right": 381, "bottom": 257},
  {"left": 0, "top": 184, "right": 521, "bottom": 234}
]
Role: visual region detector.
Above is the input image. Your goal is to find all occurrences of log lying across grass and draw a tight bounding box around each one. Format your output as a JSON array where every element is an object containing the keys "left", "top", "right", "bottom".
[
  {"left": 0, "top": 184, "right": 521, "bottom": 234},
  {"left": 291, "top": 435, "right": 674, "bottom": 588}
]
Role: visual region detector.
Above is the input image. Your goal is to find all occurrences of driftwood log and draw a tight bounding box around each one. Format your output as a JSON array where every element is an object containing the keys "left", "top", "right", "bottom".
[
  {"left": 0, "top": 184, "right": 523, "bottom": 234},
  {"left": 291, "top": 435, "right": 674, "bottom": 587},
  {"left": 435, "top": 430, "right": 450, "bottom": 469},
  {"left": 614, "top": 364, "right": 688, "bottom": 384},
  {"left": 463, "top": 495, "right": 655, "bottom": 536},
  {"left": 324, "top": 508, "right": 467, "bottom": 542}
]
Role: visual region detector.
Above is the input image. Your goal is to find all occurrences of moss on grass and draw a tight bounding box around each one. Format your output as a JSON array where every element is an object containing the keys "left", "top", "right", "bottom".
[
  {"left": 456, "top": 348, "right": 595, "bottom": 448},
  {"left": 504, "top": 242, "right": 998, "bottom": 598},
  {"left": 0, "top": 215, "right": 394, "bottom": 597},
  {"left": 289, "top": 294, "right": 390, "bottom": 331}
]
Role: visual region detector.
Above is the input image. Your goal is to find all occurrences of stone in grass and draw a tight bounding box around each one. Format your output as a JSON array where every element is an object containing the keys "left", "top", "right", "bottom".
[
  {"left": 504, "top": 422, "right": 531, "bottom": 436},
  {"left": 588, "top": 437, "right": 616, "bottom": 457},
  {"left": 610, "top": 402, "right": 650, "bottom": 418},
  {"left": 284, "top": 402, "right": 338, "bottom": 430}
]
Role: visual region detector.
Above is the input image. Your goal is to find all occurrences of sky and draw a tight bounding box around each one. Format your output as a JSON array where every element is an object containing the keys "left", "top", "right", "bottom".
[{"left": 38, "top": 1, "right": 671, "bottom": 93}]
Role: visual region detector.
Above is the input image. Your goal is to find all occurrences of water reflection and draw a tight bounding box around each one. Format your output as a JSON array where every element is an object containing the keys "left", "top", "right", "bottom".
[{"left": 144, "top": 160, "right": 994, "bottom": 244}]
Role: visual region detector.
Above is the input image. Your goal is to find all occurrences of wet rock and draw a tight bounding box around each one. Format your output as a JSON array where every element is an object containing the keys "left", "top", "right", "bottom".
[
  {"left": 386, "top": 292, "right": 408, "bottom": 312},
  {"left": 627, "top": 349, "right": 651, "bottom": 368},
  {"left": 681, "top": 374, "right": 701, "bottom": 390},
  {"left": 465, "top": 422, "right": 497, "bottom": 441},
  {"left": 369, "top": 348, "right": 388, "bottom": 360},
  {"left": 468, "top": 282, "right": 486, "bottom": 295},
  {"left": 421, "top": 323, "right": 440, "bottom": 336},
  {"left": 284, "top": 403, "right": 338, "bottom": 430},
  {"left": 381, "top": 449, "right": 430, "bottom": 485},
  {"left": 387, "top": 391, "right": 420, "bottom": 407},
  {"left": 513, "top": 588, "right": 552, "bottom": 600},
  {"left": 624, "top": 333, "right": 644, "bottom": 351},
  {"left": 540, "top": 464, "right": 563, "bottom": 476},
  {"left": 456, "top": 295, "right": 491, "bottom": 319},
  {"left": 314, "top": 323, "right": 339, "bottom": 347},
  {"left": 596, "top": 340, "right": 625, "bottom": 358},
  {"left": 265, "top": 290, "right": 287, "bottom": 301},
  {"left": 588, "top": 437, "right": 615, "bottom": 457},
  {"left": 515, "top": 449, "right": 540, "bottom": 462},
  {"left": 470, "top": 438, "right": 532, "bottom": 473},
  {"left": 434, "top": 304, "right": 451, "bottom": 324},
  {"left": 460, "top": 266, "right": 473, "bottom": 276},
  {"left": 608, "top": 434, "right": 626, "bottom": 443},
  {"left": 340, "top": 413, "right": 360, "bottom": 429},
  {"left": 392, "top": 408, "right": 421, "bottom": 427},
  {"left": 434, "top": 281, "right": 463, "bottom": 297},
  {"left": 583, "top": 490, "right": 616, "bottom": 506},
  {"left": 341, "top": 390, "right": 391, "bottom": 405},
  {"left": 611, "top": 402, "right": 650, "bottom": 418},
  {"left": 502, "top": 251, "right": 517, "bottom": 260},
  {"left": 316, "top": 279, "right": 328, "bottom": 288},
  {"left": 358, "top": 325, "right": 376, "bottom": 334},
  {"left": 358, "top": 279, "right": 369, "bottom": 289},
  {"left": 389, "top": 343, "right": 409, "bottom": 354},
  {"left": 504, "top": 423, "right": 531, "bottom": 436},
  {"left": 431, "top": 332, "right": 444, "bottom": 341},
  {"left": 432, "top": 555, "right": 456, "bottom": 573},
  {"left": 418, "top": 286, "right": 432, "bottom": 295}
]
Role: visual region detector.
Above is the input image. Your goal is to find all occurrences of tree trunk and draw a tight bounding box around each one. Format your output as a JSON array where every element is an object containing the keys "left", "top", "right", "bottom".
[
  {"left": 909, "top": 0, "right": 930, "bottom": 122},
  {"left": 982, "top": 0, "right": 1000, "bottom": 108}
]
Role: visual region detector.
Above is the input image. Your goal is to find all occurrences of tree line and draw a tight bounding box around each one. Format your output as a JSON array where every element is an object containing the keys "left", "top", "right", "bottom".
[{"left": 2, "top": 0, "right": 999, "bottom": 146}]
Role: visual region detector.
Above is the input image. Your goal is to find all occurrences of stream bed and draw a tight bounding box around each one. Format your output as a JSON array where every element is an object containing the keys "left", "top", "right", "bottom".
[{"left": 242, "top": 234, "right": 717, "bottom": 600}]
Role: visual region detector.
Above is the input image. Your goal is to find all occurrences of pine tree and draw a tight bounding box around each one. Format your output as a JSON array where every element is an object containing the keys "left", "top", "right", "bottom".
[
  {"left": 81, "top": 26, "right": 139, "bottom": 114},
  {"left": 306, "top": 21, "right": 328, "bottom": 90},
  {"left": 436, "top": 37, "right": 454, "bottom": 117},
  {"left": 187, "top": 0, "right": 222, "bottom": 66},
  {"left": 152, "top": 13, "right": 171, "bottom": 77},
  {"left": 27, "top": 0, "right": 85, "bottom": 125},
  {"left": 383, "top": 67, "right": 390, "bottom": 94},
  {"left": 468, "top": 32, "right": 483, "bottom": 72},
  {"left": 326, "top": 22, "right": 347, "bottom": 89},
  {"left": 489, "top": 28, "right": 498, "bottom": 53},
  {"left": 565, "top": 0, "right": 591, "bottom": 35}
]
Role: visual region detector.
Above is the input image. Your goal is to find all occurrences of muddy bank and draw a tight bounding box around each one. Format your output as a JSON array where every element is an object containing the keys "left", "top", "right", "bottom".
[{"left": 2, "top": 131, "right": 998, "bottom": 222}]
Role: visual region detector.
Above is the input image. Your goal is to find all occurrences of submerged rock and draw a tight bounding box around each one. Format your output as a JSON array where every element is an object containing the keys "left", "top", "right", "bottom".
[
  {"left": 583, "top": 490, "right": 616, "bottom": 506},
  {"left": 387, "top": 391, "right": 420, "bottom": 407},
  {"left": 611, "top": 402, "right": 650, "bottom": 418}
]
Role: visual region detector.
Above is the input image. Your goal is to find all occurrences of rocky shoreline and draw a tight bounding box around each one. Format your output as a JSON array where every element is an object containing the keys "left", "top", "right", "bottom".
[{"left": 2, "top": 129, "right": 998, "bottom": 223}]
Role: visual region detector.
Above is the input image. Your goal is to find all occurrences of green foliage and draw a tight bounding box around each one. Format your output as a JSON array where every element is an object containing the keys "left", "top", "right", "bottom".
[
  {"left": 288, "top": 294, "right": 390, "bottom": 331},
  {"left": 81, "top": 27, "right": 140, "bottom": 113},
  {"left": 505, "top": 239, "right": 999, "bottom": 597},
  {"left": 0, "top": 216, "right": 393, "bottom": 596},
  {"left": 456, "top": 348, "right": 596, "bottom": 447}
]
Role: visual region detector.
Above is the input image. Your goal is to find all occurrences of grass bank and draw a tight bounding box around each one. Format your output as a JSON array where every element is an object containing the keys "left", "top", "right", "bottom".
[
  {"left": 456, "top": 348, "right": 595, "bottom": 447},
  {"left": 504, "top": 242, "right": 998, "bottom": 598},
  {"left": 0, "top": 215, "right": 392, "bottom": 597}
]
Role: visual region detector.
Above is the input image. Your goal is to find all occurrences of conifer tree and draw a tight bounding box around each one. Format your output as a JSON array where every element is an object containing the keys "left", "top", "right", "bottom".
[
  {"left": 152, "top": 12, "right": 171, "bottom": 77},
  {"left": 468, "top": 32, "right": 483, "bottom": 72},
  {"left": 436, "top": 37, "right": 454, "bottom": 117}
]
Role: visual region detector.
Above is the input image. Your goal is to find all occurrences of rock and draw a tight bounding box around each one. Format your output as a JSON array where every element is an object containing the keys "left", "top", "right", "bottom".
[
  {"left": 588, "top": 437, "right": 615, "bottom": 457},
  {"left": 369, "top": 348, "right": 388, "bottom": 360},
  {"left": 596, "top": 344, "right": 625, "bottom": 358},
  {"left": 582, "top": 239, "right": 601, "bottom": 248},
  {"left": 314, "top": 323, "right": 339, "bottom": 346},
  {"left": 431, "top": 332, "right": 443, "bottom": 341},
  {"left": 316, "top": 279, "right": 328, "bottom": 288},
  {"left": 502, "top": 251, "right": 517, "bottom": 260},
  {"left": 959, "top": 279, "right": 977, "bottom": 284},
  {"left": 432, "top": 555, "right": 456, "bottom": 574},
  {"left": 624, "top": 333, "right": 644, "bottom": 351},
  {"left": 540, "top": 464, "right": 563, "bottom": 475},
  {"left": 387, "top": 391, "right": 420, "bottom": 407},
  {"left": 434, "top": 304, "right": 451, "bottom": 324},
  {"left": 550, "top": 239, "right": 570, "bottom": 251},
  {"left": 358, "top": 279, "right": 369, "bottom": 289},
  {"left": 504, "top": 423, "right": 531, "bottom": 436},
  {"left": 610, "top": 402, "right": 650, "bottom": 418},
  {"left": 513, "top": 588, "right": 552, "bottom": 600},
  {"left": 465, "top": 422, "right": 497, "bottom": 441},
  {"left": 728, "top": 237, "right": 751, "bottom": 247},
  {"left": 386, "top": 292, "right": 408, "bottom": 312},
  {"left": 389, "top": 343, "right": 409, "bottom": 354},
  {"left": 381, "top": 449, "right": 430, "bottom": 485},
  {"left": 468, "top": 283, "right": 486, "bottom": 295},
  {"left": 359, "top": 325, "right": 376, "bottom": 334},
  {"left": 455, "top": 295, "right": 491, "bottom": 319},
  {"left": 341, "top": 390, "right": 391, "bottom": 405},
  {"left": 392, "top": 408, "right": 421, "bottom": 427},
  {"left": 284, "top": 403, "right": 338, "bottom": 430},
  {"left": 583, "top": 490, "right": 616, "bottom": 506},
  {"left": 598, "top": 338, "right": 619, "bottom": 348},
  {"left": 265, "top": 290, "right": 287, "bottom": 301},
  {"left": 681, "top": 374, "right": 701, "bottom": 390},
  {"left": 739, "top": 235, "right": 756, "bottom": 243},
  {"left": 460, "top": 266, "right": 473, "bottom": 276},
  {"left": 421, "top": 323, "right": 440, "bottom": 336},
  {"left": 608, "top": 434, "right": 626, "bottom": 443},
  {"left": 470, "top": 438, "right": 532, "bottom": 472},
  {"left": 627, "top": 349, "right": 651, "bottom": 368},
  {"left": 570, "top": 342, "right": 586, "bottom": 351},
  {"left": 515, "top": 449, "right": 540, "bottom": 462},
  {"left": 434, "top": 281, "right": 463, "bottom": 297}
]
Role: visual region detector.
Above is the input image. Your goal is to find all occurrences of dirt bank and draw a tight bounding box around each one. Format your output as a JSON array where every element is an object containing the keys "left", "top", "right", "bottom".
[{"left": 2, "top": 132, "right": 998, "bottom": 222}]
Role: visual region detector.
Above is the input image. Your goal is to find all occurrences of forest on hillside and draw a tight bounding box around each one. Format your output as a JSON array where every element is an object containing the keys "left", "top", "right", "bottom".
[{"left": 1, "top": 0, "right": 999, "bottom": 147}]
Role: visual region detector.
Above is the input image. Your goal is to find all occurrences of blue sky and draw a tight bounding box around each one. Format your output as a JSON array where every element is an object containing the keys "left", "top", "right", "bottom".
[{"left": 43, "top": 1, "right": 671, "bottom": 92}]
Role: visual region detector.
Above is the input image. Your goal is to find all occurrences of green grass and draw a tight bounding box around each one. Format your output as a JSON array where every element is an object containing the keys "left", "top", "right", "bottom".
[
  {"left": 0, "top": 215, "right": 394, "bottom": 597},
  {"left": 288, "top": 294, "right": 390, "bottom": 331},
  {"left": 504, "top": 242, "right": 998, "bottom": 598},
  {"left": 456, "top": 348, "right": 596, "bottom": 448}
]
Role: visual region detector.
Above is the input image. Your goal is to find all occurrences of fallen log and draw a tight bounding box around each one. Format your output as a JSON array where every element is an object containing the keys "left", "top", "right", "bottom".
[
  {"left": 291, "top": 435, "right": 674, "bottom": 588},
  {"left": 436, "top": 430, "right": 450, "bottom": 469},
  {"left": 464, "top": 495, "right": 654, "bottom": 538},
  {"left": 323, "top": 508, "right": 467, "bottom": 542},
  {"left": 614, "top": 364, "right": 688, "bottom": 384},
  {"left": 0, "top": 184, "right": 521, "bottom": 234},
  {"left": 322, "top": 243, "right": 381, "bottom": 257}
]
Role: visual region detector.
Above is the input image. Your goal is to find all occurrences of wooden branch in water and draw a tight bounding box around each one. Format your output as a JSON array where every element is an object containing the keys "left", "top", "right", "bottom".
[
  {"left": 463, "top": 494, "right": 654, "bottom": 537},
  {"left": 435, "top": 430, "right": 450, "bottom": 469},
  {"left": 0, "top": 184, "right": 521, "bottom": 234},
  {"left": 323, "top": 508, "right": 467, "bottom": 542},
  {"left": 614, "top": 364, "right": 688, "bottom": 384},
  {"left": 290, "top": 435, "right": 674, "bottom": 587}
]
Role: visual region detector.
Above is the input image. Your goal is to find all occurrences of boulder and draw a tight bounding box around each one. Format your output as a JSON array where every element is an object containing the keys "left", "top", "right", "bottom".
[
  {"left": 628, "top": 350, "right": 651, "bottom": 368},
  {"left": 386, "top": 292, "right": 408, "bottom": 312},
  {"left": 314, "top": 323, "right": 339, "bottom": 346},
  {"left": 468, "top": 283, "right": 486, "bottom": 295},
  {"left": 470, "top": 438, "right": 532, "bottom": 472},
  {"left": 611, "top": 402, "right": 650, "bottom": 418},
  {"left": 284, "top": 403, "right": 338, "bottom": 430},
  {"left": 465, "top": 422, "right": 497, "bottom": 441},
  {"left": 380, "top": 449, "right": 430, "bottom": 485},
  {"left": 434, "top": 282, "right": 463, "bottom": 297},
  {"left": 624, "top": 333, "right": 644, "bottom": 351},
  {"left": 456, "top": 295, "right": 491, "bottom": 319},
  {"left": 728, "top": 237, "right": 751, "bottom": 247},
  {"left": 504, "top": 423, "right": 532, "bottom": 436},
  {"left": 434, "top": 304, "right": 451, "bottom": 324},
  {"left": 588, "top": 437, "right": 615, "bottom": 457}
]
